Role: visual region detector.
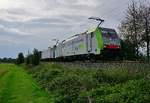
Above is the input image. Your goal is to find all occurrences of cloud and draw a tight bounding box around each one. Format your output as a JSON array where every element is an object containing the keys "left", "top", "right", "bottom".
[{"left": 0, "top": 24, "right": 32, "bottom": 36}]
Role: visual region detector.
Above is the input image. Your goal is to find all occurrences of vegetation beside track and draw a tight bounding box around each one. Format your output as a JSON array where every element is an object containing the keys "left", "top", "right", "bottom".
[
  {"left": 0, "top": 64, "right": 53, "bottom": 103},
  {"left": 25, "top": 62, "right": 150, "bottom": 103}
]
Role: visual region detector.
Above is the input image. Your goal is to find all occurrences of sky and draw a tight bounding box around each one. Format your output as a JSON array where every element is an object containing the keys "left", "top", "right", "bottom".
[{"left": 0, "top": 0, "right": 132, "bottom": 58}]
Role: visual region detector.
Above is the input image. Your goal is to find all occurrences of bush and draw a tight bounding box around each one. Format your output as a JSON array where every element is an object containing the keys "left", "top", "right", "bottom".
[
  {"left": 48, "top": 75, "right": 81, "bottom": 98},
  {"left": 91, "top": 79, "right": 150, "bottom": 103},
  {"left": 25, "top": 63, "right": 150, "bottom": 103},
  {"left": 94, "top": 68, "right": 142, "bottom": 84}
]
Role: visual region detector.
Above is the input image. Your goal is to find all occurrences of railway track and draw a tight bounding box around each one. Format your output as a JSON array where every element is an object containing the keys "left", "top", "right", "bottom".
[{"left": 54, "top": 60, "right": 150, "bottom": 69}]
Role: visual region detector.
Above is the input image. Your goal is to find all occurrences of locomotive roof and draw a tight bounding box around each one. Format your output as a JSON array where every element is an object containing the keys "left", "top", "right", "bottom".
[
  {"left": 62, "top": 33, "right": 86, "bottom": 43},
  {"left": 61, "top": 27, "right": 116, "bottom": 43},
  {"left": 87, "top": 27, "right": 116, "bottom": 33},
  {"left": 101, "top": 27, "right": 116, "bottom": 31}
]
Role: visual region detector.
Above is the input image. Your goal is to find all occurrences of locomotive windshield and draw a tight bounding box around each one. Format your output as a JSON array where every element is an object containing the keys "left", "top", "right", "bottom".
[{"left": 101, "top": 28, "right": 118, "bottom": 38}]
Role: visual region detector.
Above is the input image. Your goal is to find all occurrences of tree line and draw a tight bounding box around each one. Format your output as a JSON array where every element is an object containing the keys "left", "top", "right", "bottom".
[
  {"left": 0, "top": 58, "right": 16, "bottom": 63},
  {"left": 119, "top": 0, "right": 150, "bottom": 62},
  {"left": 16, "top": 49, "right": 41, "bottom": 65}
]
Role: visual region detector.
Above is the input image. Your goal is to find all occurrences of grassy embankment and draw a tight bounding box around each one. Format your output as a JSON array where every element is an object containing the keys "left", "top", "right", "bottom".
[
  {"left": 0, "top": 63, "right": 53, "bottom": 103},
  {"left": 25, "top": 62, "right": 150, "bottom": 103},
  {"left": 1, "top": 63, "right": 149, "bottom": 103}
]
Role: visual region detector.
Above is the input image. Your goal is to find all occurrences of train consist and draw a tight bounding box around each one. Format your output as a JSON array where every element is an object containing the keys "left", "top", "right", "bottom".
[{"left": 41, "top": 27, "right": 121, "bottom": 61}]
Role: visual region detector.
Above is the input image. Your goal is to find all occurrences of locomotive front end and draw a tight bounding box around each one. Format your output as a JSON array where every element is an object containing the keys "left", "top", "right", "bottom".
[
  {"left": 100, "top": 28, "right": 121, "bottom": 59},
  {"left": 101, "top": 28, "right": 121, "bottom": 49}
]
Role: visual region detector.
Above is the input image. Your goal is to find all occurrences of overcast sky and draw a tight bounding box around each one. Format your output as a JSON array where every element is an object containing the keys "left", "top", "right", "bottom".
[{"left": 0, "top": 0, "right": 132, "bottom": 58}]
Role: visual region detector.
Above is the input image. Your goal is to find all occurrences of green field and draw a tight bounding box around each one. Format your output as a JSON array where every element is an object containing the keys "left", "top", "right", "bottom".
[{"left": 0, "top": 64, "right": 53, "bottom": 103}]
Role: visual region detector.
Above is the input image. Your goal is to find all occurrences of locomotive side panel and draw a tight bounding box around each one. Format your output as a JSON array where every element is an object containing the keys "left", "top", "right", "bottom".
[
  {"left": 41, "top": 50, "right": 46, "bottom": 59},
  {"left": 85, "top": 28, "right": 104, "bottom": 55},
  {"left": 41, "top": 48, "right": 51, "bottom": 59},
  {"left": 62, "top": 40, "right": 74, "bottom": 57},
  {"left": 86, "top": 32, "right": 99, "bottom": 55},
  {"left": 72, "top": 34, "right": 88, "bottom": 55},
  {"left": 91, "top": 32, "right": 99, "bottom": 54}
]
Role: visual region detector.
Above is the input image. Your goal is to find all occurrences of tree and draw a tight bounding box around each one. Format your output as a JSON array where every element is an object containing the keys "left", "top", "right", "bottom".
[
  {"left": 16, "top": 52, "right": 24, "bottom": 64},
  {"left": 25, "top": 54, "right": 33, "bottom": 65},
  {"left": 119, "top": 0, "right": 150, "bottom": 61},
  {"left": 139, "top": 2, "right": 150, "bottom": 62},
  {"left": 119, "top": 1, "right": 142, "bottom": 59},
  {"left": 25, "top": 49, "right": 41, "bottom": 66},
  {"left": 32, "top": 49, "right": 40, "bottom": 65},
  {"left": 120, "top": 39, "right": 136, "bottom": 60}
]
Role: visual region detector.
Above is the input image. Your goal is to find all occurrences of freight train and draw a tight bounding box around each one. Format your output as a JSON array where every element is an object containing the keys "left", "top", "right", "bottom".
[{"left": 41, "top": 27, "right": 121, "bottom": 61}]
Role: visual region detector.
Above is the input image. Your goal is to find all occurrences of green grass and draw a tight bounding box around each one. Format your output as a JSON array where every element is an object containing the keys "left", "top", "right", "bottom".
[{"left": 0, "top": 63, "right": 53, "bottom": 103}]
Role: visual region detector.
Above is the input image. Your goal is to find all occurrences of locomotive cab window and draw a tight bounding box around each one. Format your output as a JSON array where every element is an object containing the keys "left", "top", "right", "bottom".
[{"left": 102, "top": 28, "right": 118, "bottom": 38}]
